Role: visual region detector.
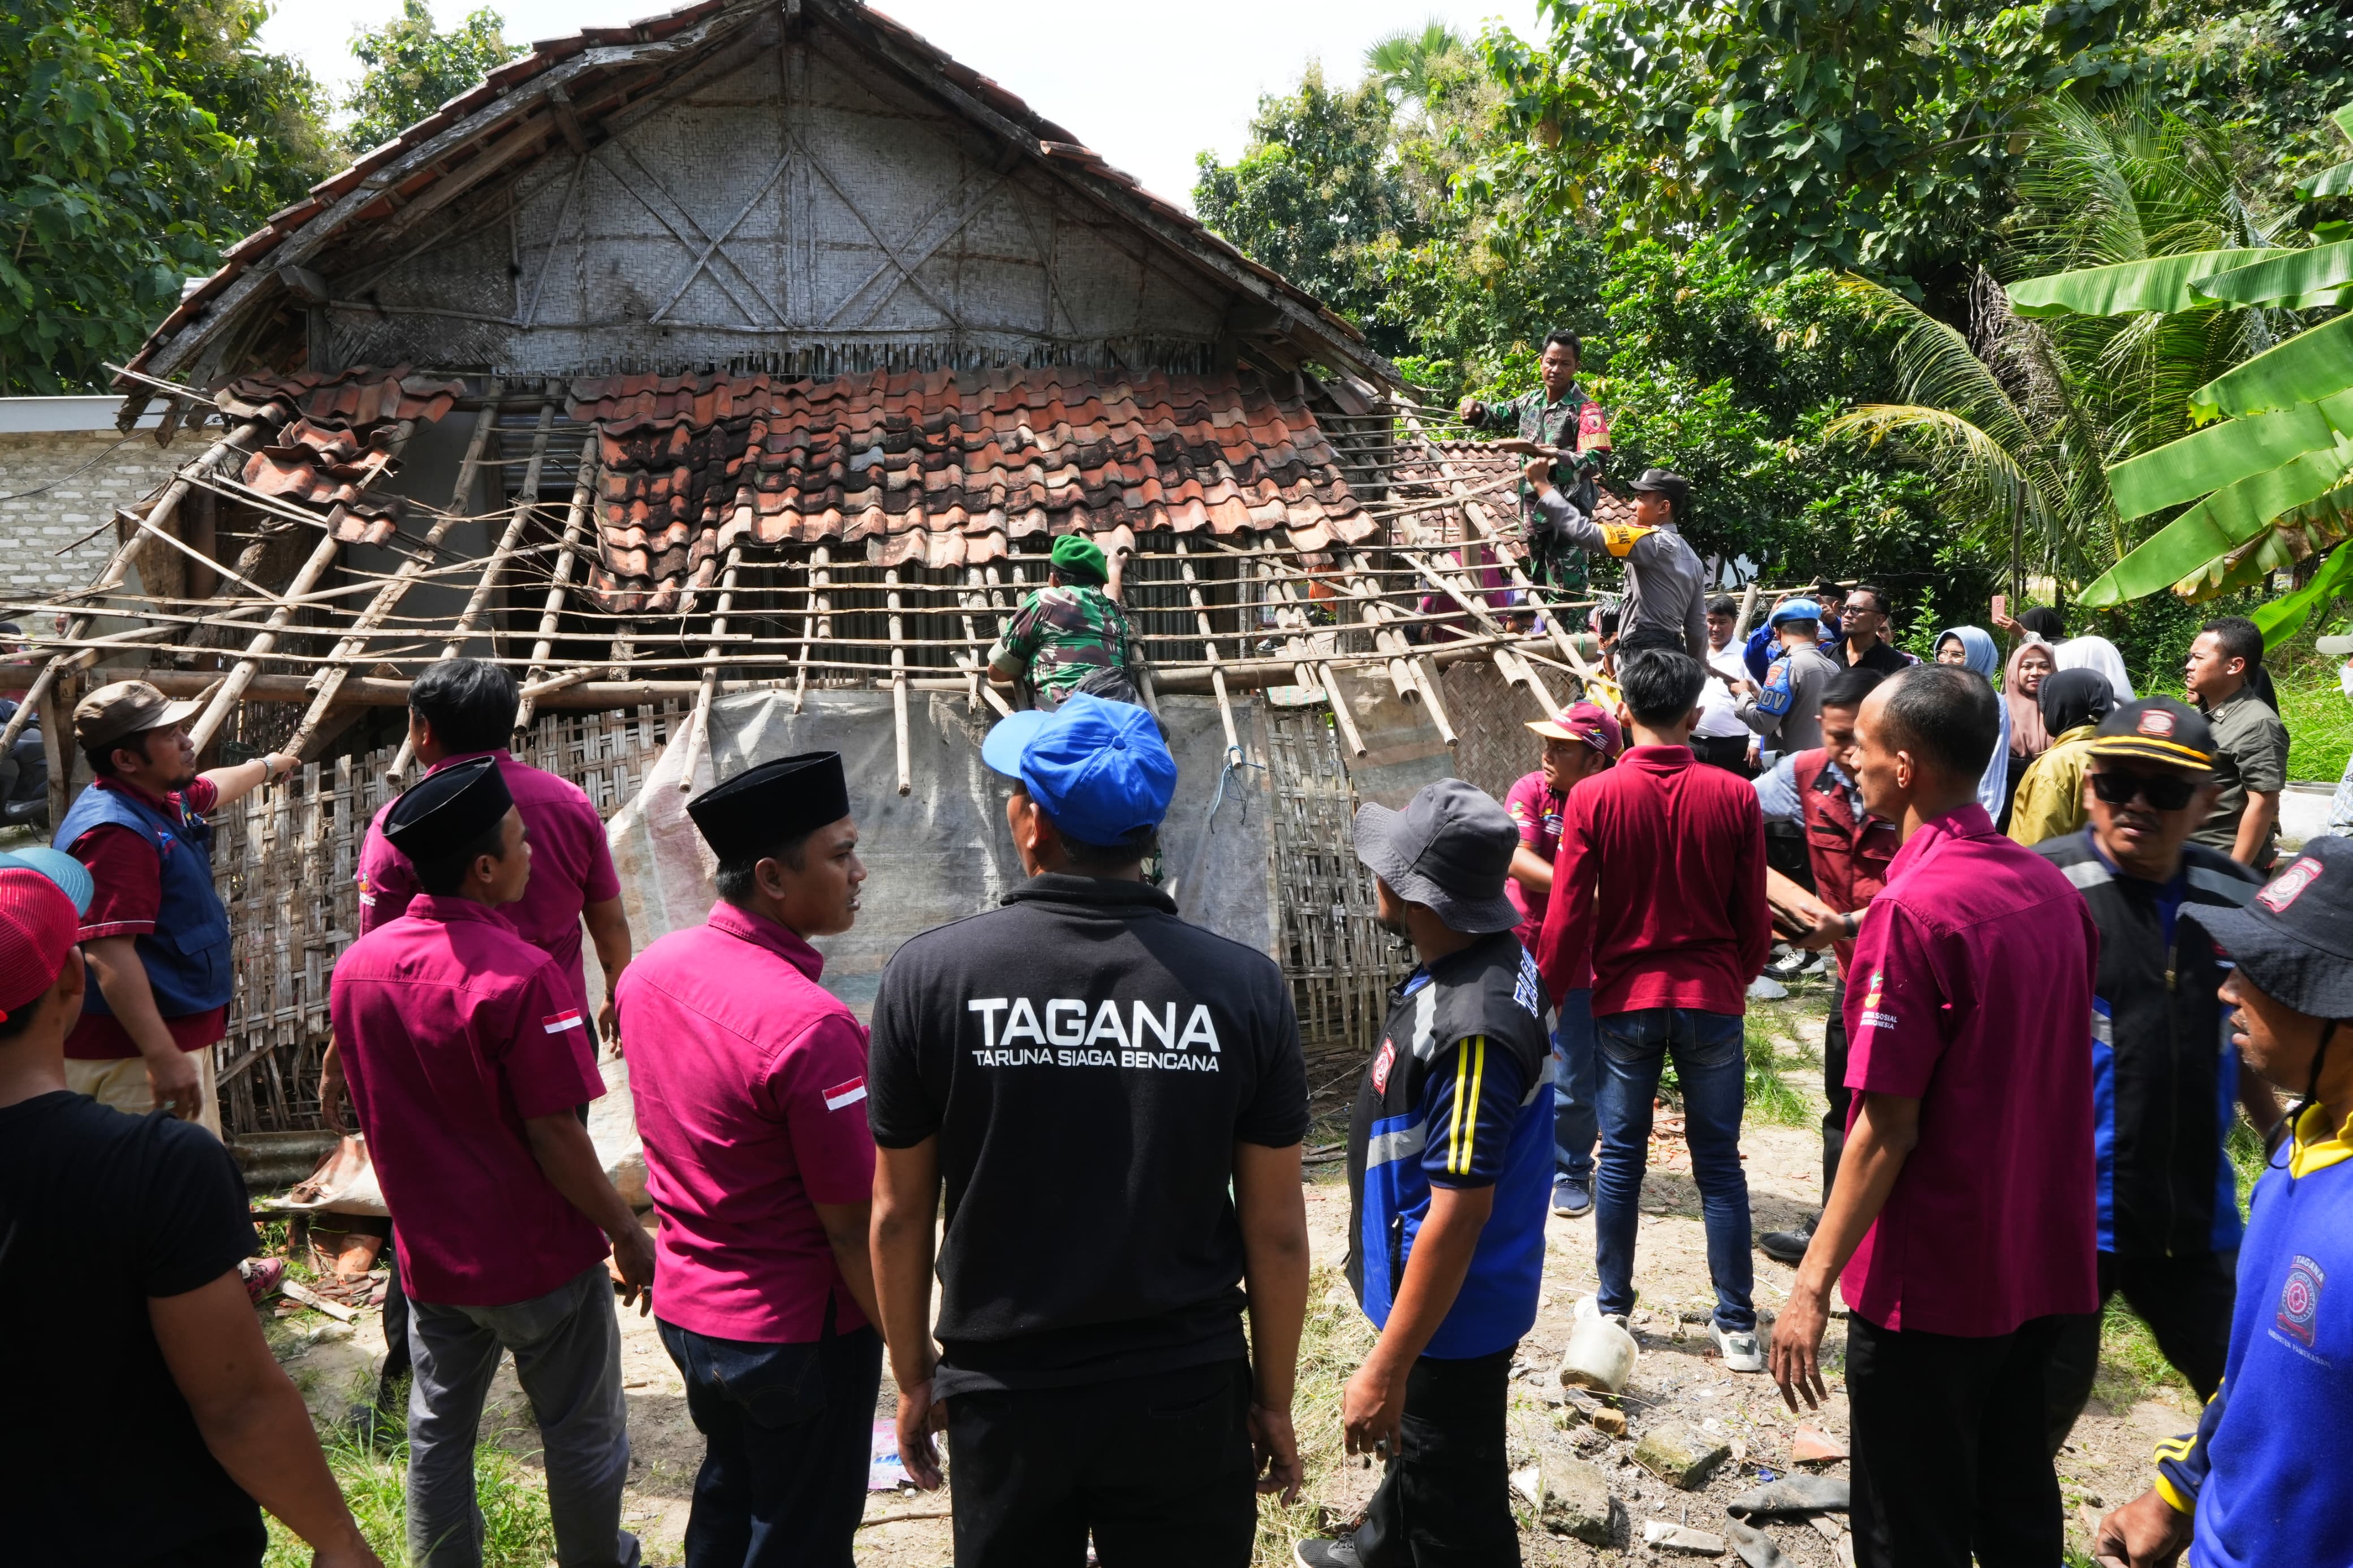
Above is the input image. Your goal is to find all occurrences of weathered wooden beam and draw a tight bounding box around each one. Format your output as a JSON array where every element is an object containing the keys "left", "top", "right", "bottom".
[{"left": 511, "top": 438, "right": 601, "bottom": 733}]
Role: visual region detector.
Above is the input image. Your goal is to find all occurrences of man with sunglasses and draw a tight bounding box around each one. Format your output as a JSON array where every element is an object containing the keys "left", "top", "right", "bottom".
[{"left": 2036, "top": 698, "right": 2285, "bottom": 1454}]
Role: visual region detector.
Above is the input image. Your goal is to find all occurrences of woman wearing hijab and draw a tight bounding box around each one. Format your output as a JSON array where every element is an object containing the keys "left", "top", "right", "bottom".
[
  {"left": 2005, "top": 669, "right": 2117, "bottom": 845},
  {"left": 1933, "top": 625, "right": 2012, "bottom": 820},
  {"left": 2053, "top": 634, "right": 2137, "bottom": 701},
  {"left": 2000, "top": 641, "right": 2057, "bottom": 832}
]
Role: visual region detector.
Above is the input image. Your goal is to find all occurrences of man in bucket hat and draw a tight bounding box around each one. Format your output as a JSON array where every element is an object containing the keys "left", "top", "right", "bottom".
[
  {"left": 868, "top": 695, "right": 1311, "bottom": 1566},
  {"left": 54, "top": 678, "right": 292, "bottom": 1133},
  {"left": 985, "top": 532, "right": 1137, "bottom": 709},
  {"left": 2094, "top": 833, "right": 2353, "bottom": 1568},
  {"left": 1296, "top": 779, "right": 1555, "bottom": 1567}
]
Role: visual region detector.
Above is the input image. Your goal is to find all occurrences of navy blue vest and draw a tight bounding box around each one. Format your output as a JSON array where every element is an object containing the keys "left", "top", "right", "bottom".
[{"left": 54, "top": 782, "right": 233, "bottom": 1017}]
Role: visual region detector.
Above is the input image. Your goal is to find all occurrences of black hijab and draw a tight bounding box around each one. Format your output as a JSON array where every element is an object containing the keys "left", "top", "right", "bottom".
[{"left": 2038, "top": 668, "right": 2114, "bottom": 736}]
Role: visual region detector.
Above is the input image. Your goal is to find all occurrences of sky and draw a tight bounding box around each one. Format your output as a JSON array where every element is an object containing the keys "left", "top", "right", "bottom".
[{"left": 257, "top": 0, "right": 1545, "bottom": 212}]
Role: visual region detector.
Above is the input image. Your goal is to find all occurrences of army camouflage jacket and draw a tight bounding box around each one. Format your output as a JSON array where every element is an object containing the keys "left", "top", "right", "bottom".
[
  {"left": 987, "top": 583, "right": 1134, "bottom": 702},
  {"left": 1462, "top": 385, "right": 1601, "bottom": 592}
]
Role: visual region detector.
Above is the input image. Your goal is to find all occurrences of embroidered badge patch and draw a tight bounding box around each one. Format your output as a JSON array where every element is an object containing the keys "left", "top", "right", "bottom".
[
  {"left": 2278, "top": 1254, "right": 2325, "bottom": 1347},
  {"left": 542, "top": 1009, "right": 585, "bottom": 1035},
  {"left": 822, "top": 1076, "right": 867, "bottom": 1112},
  {"left": 1371, "top": 1038, "right": 1397, "bottom": 1096},
  {"left": 2138, "top": 707, "right": 2177, "bottom": 737},
  {"left": 2257, "top": 857, "right": 2324, "bottom": 914}
]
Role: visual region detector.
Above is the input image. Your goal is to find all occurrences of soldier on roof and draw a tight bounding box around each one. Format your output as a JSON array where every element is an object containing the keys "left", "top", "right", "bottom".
[
  {"left": 1456, "top": 328, "right": 1610, "bottom": 595},
  {"left": 987, "top": 533, "right": 1138, "bottom": 709}
]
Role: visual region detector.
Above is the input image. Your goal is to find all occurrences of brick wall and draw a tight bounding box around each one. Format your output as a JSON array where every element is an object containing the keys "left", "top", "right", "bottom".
[{"left": 0, "top": 430, "right": 184, "bottom": 601}]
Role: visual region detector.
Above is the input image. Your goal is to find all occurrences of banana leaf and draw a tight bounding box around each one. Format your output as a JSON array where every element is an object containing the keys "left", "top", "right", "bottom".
[
  {"left": 2081, "top": 440, "right": 2353, "bottom": 606},
  {"left": 2190, "top": 314, "right": 2353, "bottom": 420},
  {"left": 2192, "top": 240, "right": 2353, "bottom": 310},
  {"left": 2108, "top": 387, "right": 2353, "bottom": 519},
  {"left": 2252, "top": 539, "right": 2353, "bottom": 647},
  {"left": 2006, "top": 249, "right": 2271, "bottom": 318},
  {"left": 2303, "top": 159, "right": 2353, "bottom": 201}
]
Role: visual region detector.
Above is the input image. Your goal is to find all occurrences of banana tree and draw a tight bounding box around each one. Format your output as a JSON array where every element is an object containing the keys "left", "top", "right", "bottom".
[{"left": 2006, "top": 102, "right": 2353, "bottom": 645}]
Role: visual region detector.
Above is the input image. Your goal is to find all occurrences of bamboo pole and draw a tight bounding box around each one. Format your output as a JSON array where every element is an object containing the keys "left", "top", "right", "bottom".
[
  {"left": 0, "top": 417, "right": 267, "bottom": 759},
  {"left": 1170, "top": 534, "right": 1242, "bottom": 757},
  {"left": 791, "top": 545, "right": 829, "bottom": 713},
  {"left": 1258, "top": 541, "right": 1367, "bottom": 758},
  {"left": 886, "top": 567, "right": 911, "bottom": 796},
  {"left": 389, "top": 401, "right": 557, "bottom": 779},
  {"left": 286, "top": 381, "right": 508, "bottom": 760},
  {"left": 512, "top": 439, "right": 601, "bottom": 735},
  {"left": 675, "top": 546, "right": 742, "bottom": 792}
]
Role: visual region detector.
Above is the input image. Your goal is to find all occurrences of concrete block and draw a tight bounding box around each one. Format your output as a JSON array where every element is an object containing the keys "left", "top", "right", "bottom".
[
  {"left": 1634, "top": 1422, "right": 1731, "bottom": 1491},
  {"left": 1537, "top": 1453, "right": 1618, "bottom": 1546}
]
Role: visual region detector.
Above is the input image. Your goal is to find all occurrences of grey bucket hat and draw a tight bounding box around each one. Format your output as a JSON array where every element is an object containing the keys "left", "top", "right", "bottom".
[
  {"left": 2182, "top": 834, "right": 2353, "bottom": 1021},
  {"left": 1352, "top": 777, "right": 1522, "bottom": 935}
]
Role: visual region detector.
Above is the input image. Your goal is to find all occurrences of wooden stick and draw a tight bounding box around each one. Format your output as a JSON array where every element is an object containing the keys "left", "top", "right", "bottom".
[
  {"left": 886, "top": 566, "right": 911, "bottom": 796},
  {"left": 1258, "top": 541, "right": 1367, "bottom": 758},
  {"left": 676, "top": 546, "right": 742, "bottom": 792},
  {"left": 791, "top": 545, "right": 829, "bottom": 713},
  {"left": 287, "top": 380, "right": 507, "bottom": 761},
  {"left": 1170, "top": 534, "right": 1242, "bottom": 758},
  {"left": 0, "top": 418, "right": 266, "bottom": 759},
  {"left": 512, "top": 438, "right": 600, "bottom": 734}
]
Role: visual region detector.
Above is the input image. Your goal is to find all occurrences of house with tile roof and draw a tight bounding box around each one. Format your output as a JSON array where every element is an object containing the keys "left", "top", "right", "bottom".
[{"left": 0, "top": 0, "right": 1610, "bottom": 1139}]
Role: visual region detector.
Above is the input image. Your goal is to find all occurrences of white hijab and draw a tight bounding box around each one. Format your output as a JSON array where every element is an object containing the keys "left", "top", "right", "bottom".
[{"left": 2040, "top": 634, "right": 2136, "bottom": 702}]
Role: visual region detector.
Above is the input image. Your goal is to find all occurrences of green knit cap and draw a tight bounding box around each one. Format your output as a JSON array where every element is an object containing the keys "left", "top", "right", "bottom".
[{"left": 1050, "top": 533, "right": 1108, "bottom": 585}]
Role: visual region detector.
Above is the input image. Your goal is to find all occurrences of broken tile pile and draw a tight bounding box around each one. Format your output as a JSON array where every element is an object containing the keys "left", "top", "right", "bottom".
[
  {"left": 568, "top": 366, "right": 1373, "bottom": 615},
  {"left": 215, "top": 366, "right": 466, "bottom": 544}
]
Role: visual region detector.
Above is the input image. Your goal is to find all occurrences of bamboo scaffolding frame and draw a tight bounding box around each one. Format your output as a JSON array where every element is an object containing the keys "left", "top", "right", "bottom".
[
  {"left": 673, "top": 546, "right": 742, "bottom": 792},
  {"left": 886, "top": 566, "right": 911, "bottom": 796},
  {"left": 513, "top": 439, "right": 602, "bottom": 733},
  {"left": 1170, "top": 533, "right": 1241, "bottom": 757}
]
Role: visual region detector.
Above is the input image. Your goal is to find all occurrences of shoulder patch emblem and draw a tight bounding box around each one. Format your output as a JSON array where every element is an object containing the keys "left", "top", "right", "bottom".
[
  {"left": 2257, "top": 856, "right": 2324, "bottom": 913},
  {"left": 2278, "top": 1254, "right": 2325, "bottom": 1346},
  {"left": 2138, "top": 707, "right": 2177, "bottom": 737},
  {"left": 1372, "top": 1038, "right": 1397, "bottom": 1096}
]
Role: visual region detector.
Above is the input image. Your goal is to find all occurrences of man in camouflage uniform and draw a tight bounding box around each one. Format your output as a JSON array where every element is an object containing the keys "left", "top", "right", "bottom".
[
  {"left": 988, "top": 533, "right": 1135, "bottom": 708},
  {"left": 1456, "top": 328, "right": 1606, "bottom": 594}
]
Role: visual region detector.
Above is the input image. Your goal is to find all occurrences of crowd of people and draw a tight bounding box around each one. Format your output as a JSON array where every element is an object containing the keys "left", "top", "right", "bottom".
[{"left": 0, "top": 358, "right": 2348, "bottom": 1568}]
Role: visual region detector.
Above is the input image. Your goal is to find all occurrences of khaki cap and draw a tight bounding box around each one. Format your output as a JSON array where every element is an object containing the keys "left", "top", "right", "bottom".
[{"left": 73, "top": 680, "right": 202, "bottom": 752}]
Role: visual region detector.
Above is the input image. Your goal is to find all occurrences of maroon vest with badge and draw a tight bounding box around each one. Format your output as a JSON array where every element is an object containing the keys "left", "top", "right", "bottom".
[{"left": 1789, "top": 748, "right": 1900, "bottom": 973}]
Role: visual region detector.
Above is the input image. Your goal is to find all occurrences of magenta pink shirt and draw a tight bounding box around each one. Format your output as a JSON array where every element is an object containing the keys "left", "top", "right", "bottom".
[
  {"left": 614, "top": 902, "right": 877, "bottom": 1343},
  {"left": 329, "top": 896, "right": 611, "bottom": 1307},
  {"left": 1839, "top": 804, "right": 2101, "bottom": 1337},
  {"left": 1503, "top": 769, "right": 1564, "bottom": 954},
  {"left": 357, "top": 751, "right": 620, "bottom": 1021}
]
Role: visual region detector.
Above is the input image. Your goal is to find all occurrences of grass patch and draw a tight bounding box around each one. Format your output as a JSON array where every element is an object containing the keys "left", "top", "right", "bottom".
[
  {"left": 1743, "top": 1021, "right": 1815, "bottom": 1128},
  {"left": 1253, "top": 1265, "right": 1380, "bottom": 1566},
  {"left": 2091, "top": 1295, "right": 2192, "bottom": 1413},
  {"left": 2272, "top": 646, "right": 2353, "bottom": 784},
  {"left": 262, "top": 1426, "right": 556, "bottom": 1567}
]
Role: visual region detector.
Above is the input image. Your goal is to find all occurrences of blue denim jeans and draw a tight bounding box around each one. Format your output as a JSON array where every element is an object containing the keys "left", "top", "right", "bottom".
[
  {"left": 1593, "top": 1007, "right": 1756, "bottom": 1332},
  {"left": 1553, "top": 988, "right": 1598, "bottom": 1186},
  {"left": 656, "top": 1319, "right": 883, "bottom": 1568}
]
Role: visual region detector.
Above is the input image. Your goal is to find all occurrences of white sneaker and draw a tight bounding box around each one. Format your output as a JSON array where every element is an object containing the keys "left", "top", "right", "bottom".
[{"left": 1710, "top": 1319, "right": 1765, "bottom": 1372}]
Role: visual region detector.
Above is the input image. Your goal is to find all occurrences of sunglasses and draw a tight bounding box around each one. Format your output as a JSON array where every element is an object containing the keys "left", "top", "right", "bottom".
[{"left": 2089, "top": 771, "right": 2200, "bottom": 811}]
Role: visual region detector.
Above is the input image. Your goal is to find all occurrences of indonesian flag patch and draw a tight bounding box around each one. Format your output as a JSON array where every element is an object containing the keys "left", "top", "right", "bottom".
[
  {"left": 823, "top": 1076, "right": 868, "bottom": 1112},
  {"left": 542, "top": 1009, "right": 585, "bottom": 1035}
]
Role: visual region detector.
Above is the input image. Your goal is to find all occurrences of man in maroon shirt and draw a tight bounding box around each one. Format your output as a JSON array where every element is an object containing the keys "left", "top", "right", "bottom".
[
  {"left": 1537, "top": 649, "right": 1773, "bottom": 1371},
  {"left": 1766, "top": 666, "right": 2098, "bottom": 1568},
  {"left": 56, "top": 680, "right": 291, "bottom": 1135}
]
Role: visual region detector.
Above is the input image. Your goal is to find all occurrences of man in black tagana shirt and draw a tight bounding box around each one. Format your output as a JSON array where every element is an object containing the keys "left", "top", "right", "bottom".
[{"left": 868, "top": 694, "right": 1312, "bottom": 1568}]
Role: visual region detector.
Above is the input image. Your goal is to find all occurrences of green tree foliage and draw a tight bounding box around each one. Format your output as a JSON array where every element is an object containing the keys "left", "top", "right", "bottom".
[
  {"left": 346, "top": 1, "right": 523, "bottom": 155},
  {"left": 0, "top": 0, "right": 258, "bottom": 392},
  {"left": 111, "top": 1, "right": 339, "bottom": 215},
  {"left": 1364, "top": 21, "right": 1471, "bottom": 113},
  {"left": 1192, "top": 66, "right": 1412, "bottom": 334}
]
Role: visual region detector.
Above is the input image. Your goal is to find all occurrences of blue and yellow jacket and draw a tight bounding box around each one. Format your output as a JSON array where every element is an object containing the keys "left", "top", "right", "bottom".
[
  {"left": 2151, "top": 1103, "right": 2353, "bottom": 1566},
  {"left": 1344, "top": 932, "right": 1554, "bottom": 1360}
]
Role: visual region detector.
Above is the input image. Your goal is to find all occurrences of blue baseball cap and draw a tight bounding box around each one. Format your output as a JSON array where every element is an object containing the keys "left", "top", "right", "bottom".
[
  {"left": 981, "top": 694, "right": 1176, "bottom": 845},
  {"left": 0, "top": 846, "right": 93, "bottom": 915},
  {"left": 1769, "top": 597, "right": 1824, "bottom": 627}
]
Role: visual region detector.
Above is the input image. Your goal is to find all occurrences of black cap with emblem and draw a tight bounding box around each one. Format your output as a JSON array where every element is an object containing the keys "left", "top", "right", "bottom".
[{"left": 2183, "top": 835, "right": 2353, "bottom": 1021}]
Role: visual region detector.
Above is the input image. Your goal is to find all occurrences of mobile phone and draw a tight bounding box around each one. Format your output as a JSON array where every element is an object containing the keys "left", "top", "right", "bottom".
[{"left": 1990, "top": 592, "right": 2008, "bottom": 624}]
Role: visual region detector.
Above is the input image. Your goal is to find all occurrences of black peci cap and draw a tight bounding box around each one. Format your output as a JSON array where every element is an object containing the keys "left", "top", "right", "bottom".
[
  {"left": 383, "top": 755, "right": 512, "bottom": 860},
  {"left": 687, "top": 751, "right": 851, "bottom": 861}
]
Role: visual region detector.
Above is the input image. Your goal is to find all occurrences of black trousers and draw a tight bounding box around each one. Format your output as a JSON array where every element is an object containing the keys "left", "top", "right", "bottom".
[
  {"left": 944, "top": 1357, "right": 1259, "bottom": 1568},
  {"left": 1847, "top": 1313, "right": 2064, "bottom": 1568},
  {"left": 658, "top": 1319, "right": 882, "bottom": 1568},
  {"left": 1691, "top": 735, "right": 1755, "bottom": 776},
  {"left": 377, "top": 1226, "right": 412, "bottom": 1404},
  {"left": 1821, "top": 974, "right": 1849, "bottom": 1208},
  {"left": 1355, "top": 1346, "right": 1519, "bottom": 1568},
  {"left": 2044, "top": 1249, "right": 2236, "bottom": 1454}
]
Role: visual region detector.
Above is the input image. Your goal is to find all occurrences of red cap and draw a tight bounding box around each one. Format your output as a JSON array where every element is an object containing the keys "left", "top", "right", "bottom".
[
  {"left": 1525, "top": 699, "right": 1624, "bottom": 758},
  {"left": 0, "top": 867, "right": 79, "bottom": 1023}
]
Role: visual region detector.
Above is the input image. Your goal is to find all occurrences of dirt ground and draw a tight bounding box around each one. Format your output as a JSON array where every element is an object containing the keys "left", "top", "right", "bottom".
[{"left": 271, "top": 989, "right": 2190, "bottom": 1565}]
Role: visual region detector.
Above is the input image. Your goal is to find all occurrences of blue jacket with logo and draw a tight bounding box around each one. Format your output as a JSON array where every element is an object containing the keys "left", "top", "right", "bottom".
[
  {"left": 2154, "top": 1105, "right": 2353, "bottom": 1566},
  {"left": 1344, "top": 932, "right": 1554, "bottom": 1360},
  {"left": 54, "top": 781, "right": 232, "bottom": 1017}
]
